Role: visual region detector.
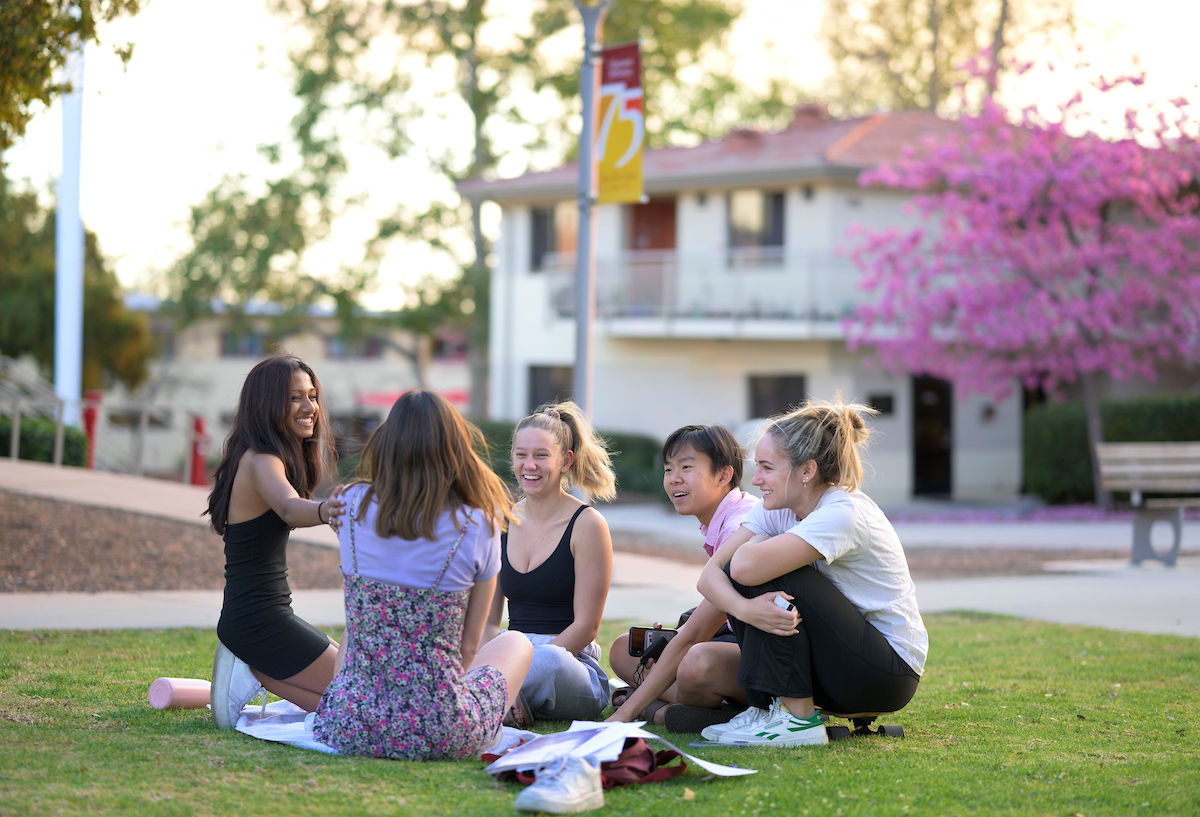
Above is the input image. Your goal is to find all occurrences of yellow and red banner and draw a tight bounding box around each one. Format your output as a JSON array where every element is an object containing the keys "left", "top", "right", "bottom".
[{"left": 597, "top": 42, "right": 644, "bottom": 204}]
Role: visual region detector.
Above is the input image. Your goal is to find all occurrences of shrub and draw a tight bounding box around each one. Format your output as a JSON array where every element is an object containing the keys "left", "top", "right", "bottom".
[
  {"left": 1023, "top": 391, "right": 1200, "bottom": 504},
  {"left": 0, "top": 414, "right": 87, "bottom": 466}
]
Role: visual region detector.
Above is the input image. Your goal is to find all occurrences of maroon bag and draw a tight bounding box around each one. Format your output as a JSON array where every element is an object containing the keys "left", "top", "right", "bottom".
[
  {"left": 597, "top": 738, "right": 687, "bottom": 789},
  {"left": 483, "top": 737, "right": 687, "bottom": 789}
]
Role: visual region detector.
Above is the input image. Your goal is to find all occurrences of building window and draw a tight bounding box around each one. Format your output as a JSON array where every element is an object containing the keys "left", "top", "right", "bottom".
[
  {"left": 530, "top": 201, "right": 578, "bottom": 271},
  {"left": 867, "top": 393, "right": 895, "bottom": 416},
  {"left": 327, "top": 336, "right": 383, "bottom": 360},
  {"left": 727, "top": 190, "right": 785, "bottom": 267},
  {"left": 749, "top": 375, "right": 806, "bottom": 419},
  {"left": 528, "top": 365, "right": 573, "bottom": 413},
  {"left": 221, "top": 331, "right": 269, "bottom": 358}
]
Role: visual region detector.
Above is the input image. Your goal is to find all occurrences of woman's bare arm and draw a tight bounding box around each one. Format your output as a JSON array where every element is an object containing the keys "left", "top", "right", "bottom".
[
  {"left": 248, "top": 453, "right": 345, "bottom": 529},
  {"left": 461, "top": 576, "right": 497, "bottom": 669},
  {"left": 550, "top": 508, "right": 612, "bottom": 655},
  {"left": 729, "top": 533, "right": 823, "bottom": 586},
  {"left": 698, "top": 526, "right": 799, "bottom": 636},
  {"left": 483, "top": 579, "right": 505, "bottom": 644},
  {"left": 606, "top": 600, "right": 727, "bottom": 722}
]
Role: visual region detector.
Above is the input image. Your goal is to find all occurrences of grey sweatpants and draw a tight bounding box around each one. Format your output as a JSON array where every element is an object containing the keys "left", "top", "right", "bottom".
[{"left": 515, "top": 632, "right": 609, "bottom": 721}]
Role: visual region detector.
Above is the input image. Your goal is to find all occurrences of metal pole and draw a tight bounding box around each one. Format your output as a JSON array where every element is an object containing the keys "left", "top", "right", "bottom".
[
  {"left": 55, "top": 31, "right": 85, "bottom": 427},
  {"left": 53, "top": 399, "right": 65, "bottom": 466},
  {"left": 10, "top": 399, "right": 20, "bottom": 461},
  {"left": 571, "top": 0, "right": 613, "bottom": 419},
  {"left": 182, "top": 417, "right": 192, "bottom": 483},
  {"left": 134, "top": 403, "right": 148, "bottom": 476}
]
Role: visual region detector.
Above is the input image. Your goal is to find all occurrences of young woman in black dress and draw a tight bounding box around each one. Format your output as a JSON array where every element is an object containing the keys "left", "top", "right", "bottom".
[{"left": 205, "top": 355, "right": 346, "bottom": 728}]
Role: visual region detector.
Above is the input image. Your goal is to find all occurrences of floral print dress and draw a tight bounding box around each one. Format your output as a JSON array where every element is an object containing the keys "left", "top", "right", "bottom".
[{"left": 312, "top": 502, "right": 507, "bottom": 760}]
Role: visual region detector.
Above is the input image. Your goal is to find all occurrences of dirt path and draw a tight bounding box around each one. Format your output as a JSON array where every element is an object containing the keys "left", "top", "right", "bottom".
[{"left": 1, "top": 489, "right": 1127, "bottom": 593}]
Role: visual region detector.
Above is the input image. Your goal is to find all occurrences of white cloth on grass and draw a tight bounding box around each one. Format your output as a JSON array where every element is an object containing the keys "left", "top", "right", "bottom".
[{"left": 234, "top": 700, "right": 535, "bottom": 755}]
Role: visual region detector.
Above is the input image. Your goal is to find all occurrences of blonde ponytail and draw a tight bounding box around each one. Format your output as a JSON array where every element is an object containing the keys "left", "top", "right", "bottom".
[
  {"left": 764, "top": 394, "right": 876, "bottom": 492},
  {"left": 514, "top": 401, "right": 618, "bottom": 502}
]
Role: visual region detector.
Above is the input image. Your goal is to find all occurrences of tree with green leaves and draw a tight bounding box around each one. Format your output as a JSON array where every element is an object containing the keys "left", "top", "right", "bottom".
[
  {"left": 0, "top": 0, "right": 143, "bottom": 158},
  {"left": 820, "top": 0, "right": 1076, "bottom": 114},
  {"left": 267, "top": 0, "right": 802, "bottom": 417},
  {"left": 0, "top": 172, "right": 150, "bottom": 392}
]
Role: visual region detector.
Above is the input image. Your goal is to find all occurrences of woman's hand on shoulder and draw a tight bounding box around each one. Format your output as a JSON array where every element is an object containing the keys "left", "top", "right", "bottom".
[{"left": 322, "top": 484, "right": 348, "bottom": 532}]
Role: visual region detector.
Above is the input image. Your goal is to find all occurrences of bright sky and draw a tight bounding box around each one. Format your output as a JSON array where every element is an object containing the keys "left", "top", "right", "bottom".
[{"left": 6, "top": 0, "right": 1199, "bottom": 309}]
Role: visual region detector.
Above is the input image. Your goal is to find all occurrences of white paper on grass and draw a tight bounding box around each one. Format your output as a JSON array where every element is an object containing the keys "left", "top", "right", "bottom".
[
  {"left": 235, "top": 700, "right": 538, "bottom": 757},
  {"left": 483, "top": 720, "right": 757, "bottom": 778}
]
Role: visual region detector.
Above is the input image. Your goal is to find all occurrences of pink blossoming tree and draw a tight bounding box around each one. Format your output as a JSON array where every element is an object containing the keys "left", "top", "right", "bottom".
[{"left": 848, "top": 70, "right": 1200, "bottom": 505}]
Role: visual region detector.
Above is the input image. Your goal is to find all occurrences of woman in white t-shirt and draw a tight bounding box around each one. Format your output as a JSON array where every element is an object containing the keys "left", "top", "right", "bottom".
[{"left": 697, "top": 397, "right": 927, "bottom": 747}]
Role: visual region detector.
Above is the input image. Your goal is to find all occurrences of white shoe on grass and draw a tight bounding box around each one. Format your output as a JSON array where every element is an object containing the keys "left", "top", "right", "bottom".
[
  {"left": 700, "top": 705, "right": 768, "bottom": 742},
  {"left": 718, "top": 699, "right": 829, "bottom": 747},
  {"left": 211, "top": 641, "right": 265, "bottom": 729},
  {"left": 514, "top": 755, "right": 604, "bottom": 814}
]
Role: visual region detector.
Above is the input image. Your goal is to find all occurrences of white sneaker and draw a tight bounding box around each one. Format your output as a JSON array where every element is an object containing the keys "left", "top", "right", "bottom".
[
  {"left": 700, "top": 705, "right": 768, "bottom": 742},
  {"left": 211, "top": 641, "right": 265, "bottom": 729},
  {"left": 514, "top": 756, "right": 604, "bottom": 814},
  {"left": 718, "top": 699, "right": 829, "bottom": 747}
]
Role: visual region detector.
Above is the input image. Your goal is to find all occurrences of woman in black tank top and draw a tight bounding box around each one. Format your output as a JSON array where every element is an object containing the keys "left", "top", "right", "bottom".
[
  {"left": 204, "top": 356, "right": 347, "bottom": 728},
  {"left": 485, "top": 401, "right": 617, "bottom": 723}
]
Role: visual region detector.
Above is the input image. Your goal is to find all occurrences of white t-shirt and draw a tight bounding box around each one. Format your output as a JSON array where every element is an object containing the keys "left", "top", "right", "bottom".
[
  {"left": 338, "top": 484, "right": 501, "bottom": 593},
  {"left": 741, "top": 489, "right": 928, "bottom": 675}
]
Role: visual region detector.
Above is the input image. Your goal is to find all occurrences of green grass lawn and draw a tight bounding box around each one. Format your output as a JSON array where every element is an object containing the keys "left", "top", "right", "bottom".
[{"left": 2, "top": 614, "right": 1198, "bottom": 816}]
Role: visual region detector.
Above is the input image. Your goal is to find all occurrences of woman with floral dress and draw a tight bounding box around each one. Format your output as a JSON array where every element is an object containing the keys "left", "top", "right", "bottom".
[{"left": 312, "top": 391, "right": 532, "bottom": 760}]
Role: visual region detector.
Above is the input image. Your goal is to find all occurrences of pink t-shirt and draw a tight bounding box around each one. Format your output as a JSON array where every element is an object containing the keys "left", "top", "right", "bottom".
[{"left": 698, "top": 489, "right": 759, "bottom": 556}]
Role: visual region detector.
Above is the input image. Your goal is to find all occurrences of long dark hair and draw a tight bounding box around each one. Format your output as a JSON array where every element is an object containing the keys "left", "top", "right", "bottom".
[
  {"left": 353, "top": 390, "right": 514, "bottom": 540},
  {"left": 205, "top": 356, "right": 335, "bottom": 534}
]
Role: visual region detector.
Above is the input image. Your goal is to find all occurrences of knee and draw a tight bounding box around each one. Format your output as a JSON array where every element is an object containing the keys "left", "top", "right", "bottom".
[
  {"left": 676, "top": 648, "right": 711, "bottom": 694},
  {"left": 610, "top": 633, "right": 630, "bottom": 661},
  {"left": 498, "top": 631, "right": 534, "bottom": 669}
]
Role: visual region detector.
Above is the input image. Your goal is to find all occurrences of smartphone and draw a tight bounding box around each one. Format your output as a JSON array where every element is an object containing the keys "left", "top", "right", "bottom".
[{"left": 627, "top": 626, "right": 678, "bottom": 658}]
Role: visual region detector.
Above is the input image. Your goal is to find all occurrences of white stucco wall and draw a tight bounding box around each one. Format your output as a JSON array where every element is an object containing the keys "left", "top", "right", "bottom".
[{"left": 486, "top": 191, "right": 1022, "bottom": 502}]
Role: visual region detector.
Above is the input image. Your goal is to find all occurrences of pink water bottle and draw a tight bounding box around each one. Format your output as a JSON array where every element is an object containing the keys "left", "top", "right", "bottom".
[{"left": 148, "top": 677, "right": 211, "bottom": 710}]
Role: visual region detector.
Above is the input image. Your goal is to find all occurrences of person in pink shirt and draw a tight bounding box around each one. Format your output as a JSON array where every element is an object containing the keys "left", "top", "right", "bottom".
[{"left": 606, "top": 425, "right": 759, "bottom": 733}]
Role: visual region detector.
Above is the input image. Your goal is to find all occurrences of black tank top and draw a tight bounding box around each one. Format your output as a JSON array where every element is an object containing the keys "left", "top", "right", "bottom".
[
  {"left": 500, "top": 505, "right": 589, "bottom": 635},
  {"left": 219, "top": 509, "right": 292, "bottom": 626}
]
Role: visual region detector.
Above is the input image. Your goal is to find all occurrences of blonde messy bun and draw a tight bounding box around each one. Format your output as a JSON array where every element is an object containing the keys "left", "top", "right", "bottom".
[{"left": 764, "top": 394, "right": 876, "bottom": 492}]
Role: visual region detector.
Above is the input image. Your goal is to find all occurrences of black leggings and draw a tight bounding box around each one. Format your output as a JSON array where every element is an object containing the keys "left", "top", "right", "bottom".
[{"left": 725, "top": 562, "right": 920, "bottom": 713}]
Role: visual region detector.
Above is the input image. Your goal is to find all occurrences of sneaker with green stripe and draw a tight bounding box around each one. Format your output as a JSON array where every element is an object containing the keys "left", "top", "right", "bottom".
[{"left": 717, "top": 699, "right": 829, "bottom": 747}]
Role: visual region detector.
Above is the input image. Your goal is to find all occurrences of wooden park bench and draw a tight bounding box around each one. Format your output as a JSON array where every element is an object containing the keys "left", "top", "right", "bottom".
[{"left": 1094, "top": 442, "right": 1200, "bottom": 567}]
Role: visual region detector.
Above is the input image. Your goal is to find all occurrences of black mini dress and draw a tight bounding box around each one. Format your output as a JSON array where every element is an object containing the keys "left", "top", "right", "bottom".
[{"left": 216, "top": 509, "right": 331, "bottom": 679}]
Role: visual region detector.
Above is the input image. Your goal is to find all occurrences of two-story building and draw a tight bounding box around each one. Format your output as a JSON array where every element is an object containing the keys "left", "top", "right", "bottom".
[
  {"left": 96, "top": 297, "right": 471, "bottom": 478},
  {"left": 460, "top": 106, "right": 1022, "bottom": 503}
]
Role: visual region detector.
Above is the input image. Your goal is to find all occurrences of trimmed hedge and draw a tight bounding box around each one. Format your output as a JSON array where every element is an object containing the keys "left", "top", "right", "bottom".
[
  {"left": 472, "top": 418, "right": 663, "bottom": 498},
  {"left": 0, "top": 415, "right": 87, "bottom": 466},
  {"left": 1024, "top": 391, "right": 1200, "bottom": 504}
]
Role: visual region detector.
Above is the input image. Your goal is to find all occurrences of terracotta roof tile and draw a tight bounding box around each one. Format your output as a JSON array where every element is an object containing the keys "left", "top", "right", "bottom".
[{"left": 458, "top": 109, "right": 956, "bottom": 200}]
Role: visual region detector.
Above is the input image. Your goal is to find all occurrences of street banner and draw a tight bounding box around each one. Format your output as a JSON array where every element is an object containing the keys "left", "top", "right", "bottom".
[{"left": 597, "top": 42, "right": 644, "bottom": 204}]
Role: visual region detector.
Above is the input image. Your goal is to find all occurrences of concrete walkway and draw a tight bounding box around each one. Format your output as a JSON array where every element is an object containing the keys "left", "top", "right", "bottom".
[{"left": 3, "top": 459, "right": 1198, "bottom": 637}]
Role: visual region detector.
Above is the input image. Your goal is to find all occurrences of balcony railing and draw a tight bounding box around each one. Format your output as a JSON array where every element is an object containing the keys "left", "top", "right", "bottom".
[{"left": 544, "top": 248, "right": 866, "bottom": 329}]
